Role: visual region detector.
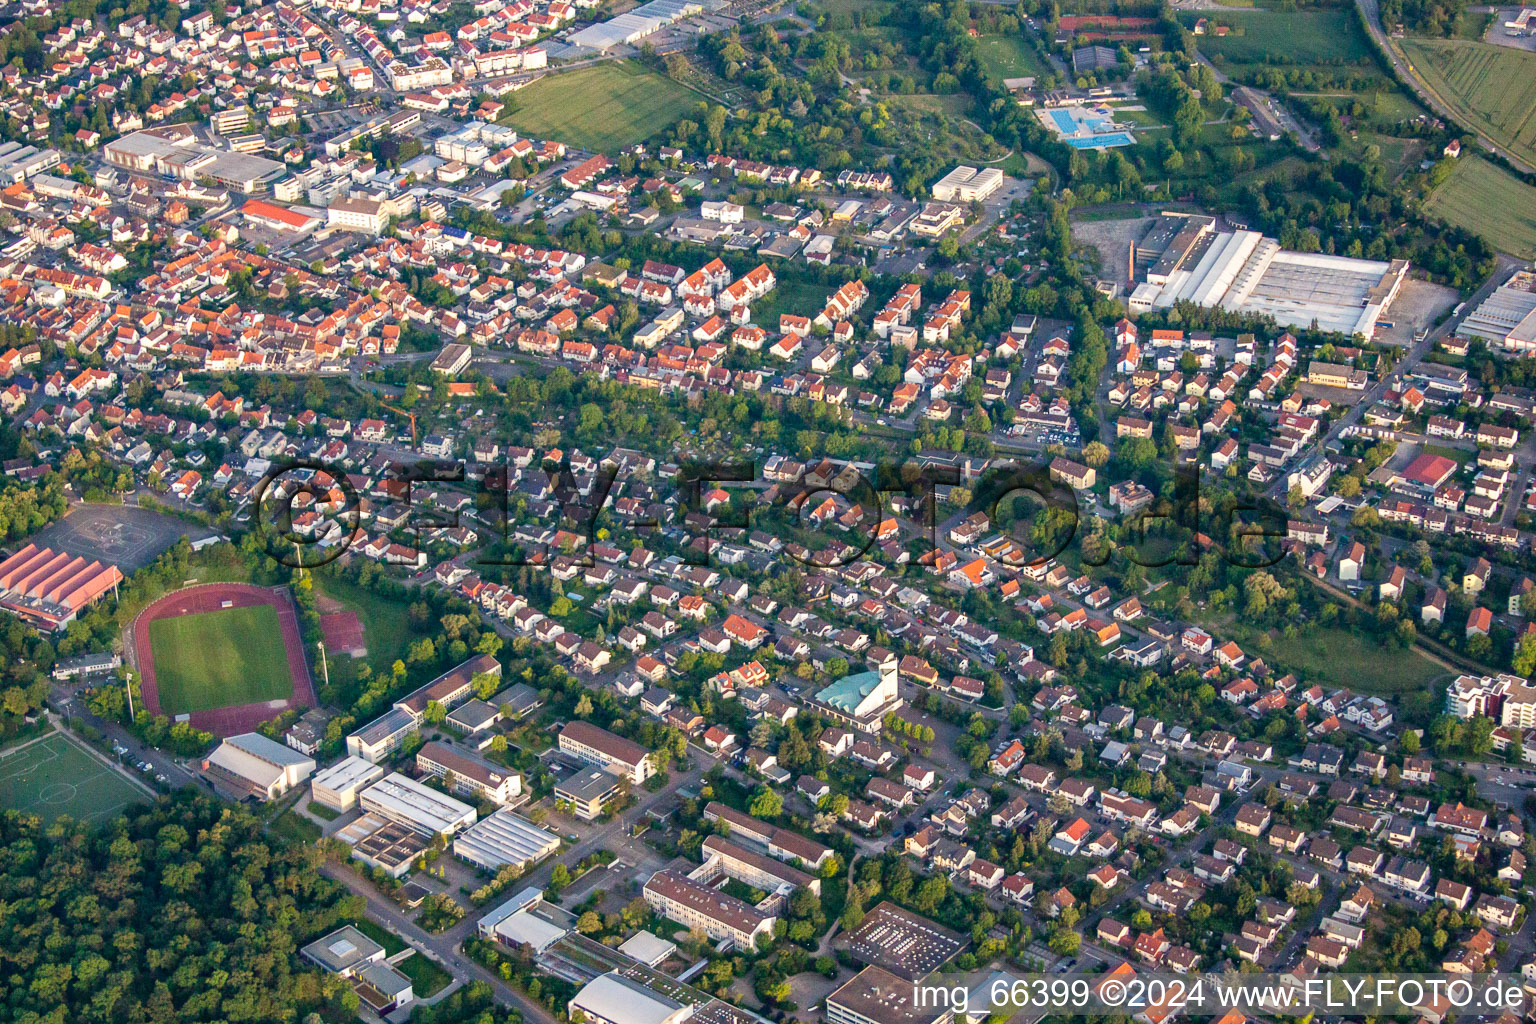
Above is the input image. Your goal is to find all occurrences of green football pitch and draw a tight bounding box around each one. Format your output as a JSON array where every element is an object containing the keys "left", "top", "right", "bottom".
[
  {"left": 0, "top": 732, "right": 146, "bottom": 823},
  {"left": 147, "top": 604, "right": 296, "bottom": 714}
]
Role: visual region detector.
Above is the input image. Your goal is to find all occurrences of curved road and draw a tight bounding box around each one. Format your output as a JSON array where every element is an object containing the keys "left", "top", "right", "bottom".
[{"left": 1355, "top": 0, "right": 1536, "bottom": 176}]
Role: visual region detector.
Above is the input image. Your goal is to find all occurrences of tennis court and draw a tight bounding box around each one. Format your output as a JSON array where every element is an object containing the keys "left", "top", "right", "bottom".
[{"left": 0, "top": 732, "right": 146, "bottom": 824}]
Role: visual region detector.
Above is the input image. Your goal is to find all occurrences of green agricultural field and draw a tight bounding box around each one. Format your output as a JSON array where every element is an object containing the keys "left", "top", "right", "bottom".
[
  {"left": 1402, "top": 38, "right": 1536, "bottom": 171},
  {"left": 975, "top": 35, "right": 1048, "bottom": 83},
  {"left": 148, "top": 604, "right": 296, "bottom": 714},
  {"left": 1425, "top": 155, "right": 1536, "bottom": 258},
  {"left": 500, "top": 62, "right": 698, "bottom": 153},
  {"left": 1184, "top": 9, "right": 1372, "bottom": 63},
  {"left": 0, "top": 733, "right": 145, "bottom": 824}
]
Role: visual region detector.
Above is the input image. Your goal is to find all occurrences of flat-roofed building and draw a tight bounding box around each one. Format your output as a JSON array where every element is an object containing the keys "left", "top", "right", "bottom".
[
  {"left": 453, "top": 810, "right": 559, "bottom": 872},
  {"left": 201, "top": 732, "right": 315, "bottom": 801},
  {"left": 558, "top": 720, "right": 653, "bottom": 783},
  {"left": 643, "top": 869, "right": 777, "bottom": 950},
  {"left": 554, "top": 766, "right": 626, "bottom": 820},
  {"left": 569, "top": 972, "right": 695, "bottom": 1024},
  {"left": 359, "top": 772, "right": 477, "bottom": 836},
  {"left": 301, "top": 925, "right": 386, "bottom": 976},
  {"left": 338, "top": 813, "right": 431, "bottom": 878},
  {"left": 416, "top": 741, "right": 521, "bottom": 805},
  {"left": 826, "top": 966, "right": 951, "bottom": 1024},
  {"left": 311, "top": 755, "right": 386, "bottom": 812},
  {"left": 931, "top": 165, "right": 1004, "bottom": 202}
]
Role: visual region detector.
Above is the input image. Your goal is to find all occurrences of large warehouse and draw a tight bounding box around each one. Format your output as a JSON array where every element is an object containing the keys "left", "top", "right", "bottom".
[
  {"left": 1126, "top": 214, "right": 1408, "bottom": 339},
  {"left": 1456, "top": 269, "right": 1536, "bottom": 354}
]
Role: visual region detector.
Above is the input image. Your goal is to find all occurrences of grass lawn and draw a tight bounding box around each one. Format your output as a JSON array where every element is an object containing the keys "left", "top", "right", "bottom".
[
  {"left": 1425, "top": 155, "right": 1536, "bottom": 258},
  {"left": 975, "top": 35, "right": 1048, "bottom": 83},
  {"left": 316, "top": 575, "right": 414, "bottom": 681},
  {"left": 751, "top": 279, "right": 832, "bottom": 325},
  {"left": 1185, "top": 8, "right": 1372, "bottom": 63},
  {"left": 148, "top": 604, "right": 295, "bottom": 714},
  {"left": 1214, "top": 616, "right": 1444, "bottom": 695},
  {"left": 0, "top": 733, "right": 145, "bottom": 824},
  {"left": 501, "top": 62, "right": 697, "bottom": 153},
  {"left": 395, "top": 953, "right": 452, "bottom": 998},
  {"left": 349, "top": 918, "right": 407, "bottom": 956},
  {"left": 1402, "top": 38, "right": 1536, "bottom": 169}
]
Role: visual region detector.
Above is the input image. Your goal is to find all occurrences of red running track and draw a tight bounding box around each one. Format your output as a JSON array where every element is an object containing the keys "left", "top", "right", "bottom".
[{"left": 130, "top": 583, "right": 317, "bottom": 737}]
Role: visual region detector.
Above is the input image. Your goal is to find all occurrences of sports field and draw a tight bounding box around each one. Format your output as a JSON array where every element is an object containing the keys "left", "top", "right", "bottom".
[
  {"left": 501, "top": 62, "right": 697, "bottom": 153},
  {"left": 975, "top": 35, "right": 1048, "bottom": 83},
  {"left": 1185, "top": 9, "right": 1372, "bottom": 63},
  {"left": 1425, "top": 155, "right": 1536, "bottom": 257},
  {"left": 1402, "top": 38, "right": 1536, "bottom": 169},
  {"left": 147, "top": 604, "right": 296, "bottom": 715},
  {"left": 0, "top": 733, "right": 145, "bottom": 823}
]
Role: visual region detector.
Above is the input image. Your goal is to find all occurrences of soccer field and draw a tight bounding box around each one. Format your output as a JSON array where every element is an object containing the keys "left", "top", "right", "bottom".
[
  {"left": 501, "top": 62, "right": 697, "bottom": 153},
  {"left": 0, "top": 733, "right": 145, "bottom": 824},
  {"left": 148, "top": 604, "right": 296, "bottom": 714}
]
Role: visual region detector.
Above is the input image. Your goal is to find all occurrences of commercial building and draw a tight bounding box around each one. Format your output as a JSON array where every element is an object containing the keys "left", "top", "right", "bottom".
[
  {"left": 569, "top": 973, "right": 696, "bottom": 1024},
  {"left": 0, "top": 544, "right": 123, "bottom": 630},
  {"left": 1126, "top": 215, "right": 1408, "bottom": 339},
  {"left": 359, "top": 772, "right": 478, "bottom": 836},
  {"left": 416, "top": 741, "right": 522, "bottom": 805},
  {"left": 301, "top": 926, "right": 414, "bottom": 1015},
  {"left": 1457, "top": 269, "right": 1536, "bottom": 354},
  {"left": 241, "top": 199, "right": 323, "bottom": 233},
  {"left": 104, "top": 128, "right": 285, "bottom": 193},
  {"left": 558, "top": 721, "right": 654, "bottom": 783},
  {"left": 429, "top": 343, "right": 473, "bottom": 377},
  {"left": 310, "top": 755, "right": 386, "bottom": 812},
  {"left": 453, "top": 810, "right": 559, "bottom": 871},
  {"left": 642, "top": 869, "right": 777, "bottom": 950},
  {"left": 201, "top": 732, "right": 316, "bottom": 801},
  {"left": 554, "top": 766, "right": 627, "bottom": 821},
  {"left": 930, "top": 165, "right": 1004, "bottom": 202}
]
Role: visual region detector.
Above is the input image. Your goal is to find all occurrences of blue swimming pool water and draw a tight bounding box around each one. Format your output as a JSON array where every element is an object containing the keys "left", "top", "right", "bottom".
[
  {"left": 1049, "top": 110, "right": 1077, "bottom": 133},
  {"left": 1065, "top": 132, "right": 1135, "bottom": 148}
]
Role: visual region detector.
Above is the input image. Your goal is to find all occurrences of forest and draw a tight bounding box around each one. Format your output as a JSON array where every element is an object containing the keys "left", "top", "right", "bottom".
[{"left": 0, "top": 794, "right": 366, "bottom": 1024}]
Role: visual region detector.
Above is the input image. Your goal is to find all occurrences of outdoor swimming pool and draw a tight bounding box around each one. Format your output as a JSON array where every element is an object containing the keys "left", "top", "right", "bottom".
[
  {"left": 1046, "top": 107, "right": 1134, "bottom": 148},
  {"left": 1064, "top": 132, "right": 1136, "bottom": 148}
]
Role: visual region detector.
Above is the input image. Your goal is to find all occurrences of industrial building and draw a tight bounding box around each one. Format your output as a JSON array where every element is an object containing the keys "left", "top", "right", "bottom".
[
  {"left": 1126, "top": 213, "right": 1408, "bottom": 339},
  {"left": 358, "top": 772, "right": 478, "bottom": 836},
  {"left": 1456, "top": 269, "right": 1536, "bottom": 354},
  {"left": 201, "top": 732, "right": 315, "bottom": 801},
  {"left": 310, "top": 755, "right": 386, "bottom": 812},
  {"left": 452, "top": 810, "right": 559, "bottom": 872},
  {"left": 567, "top": 0, "right": 717, "bottom": 51},
  {"left": 0, "top": 544, "right": 123, "bottom": 630}
]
